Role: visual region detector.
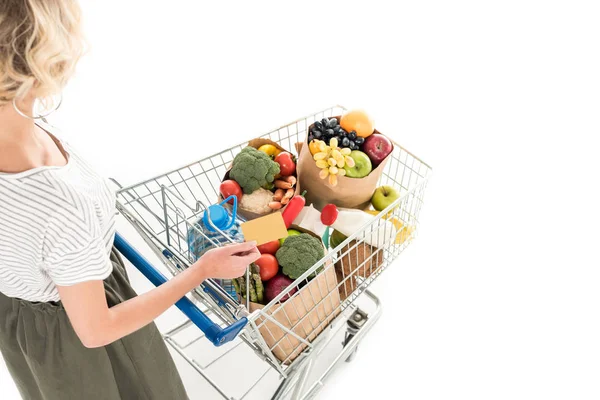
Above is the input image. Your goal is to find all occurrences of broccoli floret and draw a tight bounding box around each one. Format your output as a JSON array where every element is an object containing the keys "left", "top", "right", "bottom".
[
  {"left": 276, "top": 234, "right": 325, "bottom": 280},
  {"left": 230, "top": 147, "right": 280, "bottom": 194}
]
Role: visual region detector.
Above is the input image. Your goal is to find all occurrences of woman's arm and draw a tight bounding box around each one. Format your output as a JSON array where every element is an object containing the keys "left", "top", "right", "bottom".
[{"left": 57, "top": 241, "right": 259, "bottom": 348}]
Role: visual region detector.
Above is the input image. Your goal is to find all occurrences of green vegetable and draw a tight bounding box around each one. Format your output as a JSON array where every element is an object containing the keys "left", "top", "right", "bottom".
[
  {"left": 230, "top": 147, "right": 280, "bottom": 194},
  {"left": 235, "top": 264, "right": 264, "bottom": 304},
  {"left": 276, "top": 233, "right": 325, "bottom": 280},
  {"left": 251, "top": 264, "right": 264, "bottom": 304}
]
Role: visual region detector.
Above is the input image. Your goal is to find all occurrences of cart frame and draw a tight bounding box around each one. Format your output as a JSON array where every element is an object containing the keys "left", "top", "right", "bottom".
[{"left": 113, "top": 105, "right": 431, "bottom": 399}]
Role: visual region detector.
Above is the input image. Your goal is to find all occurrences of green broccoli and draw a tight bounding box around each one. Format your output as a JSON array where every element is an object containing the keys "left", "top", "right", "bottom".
[
  {"left": 276, "top": 233, "right": 325, "bottom": 280},
  {"left": 230, "top": 147, "right": 280, "bottom": 194}
]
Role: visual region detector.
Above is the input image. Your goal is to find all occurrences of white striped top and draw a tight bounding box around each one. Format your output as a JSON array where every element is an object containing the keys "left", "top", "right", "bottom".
[{"left": 0, "top": 123, "right": 116, "bottom": 302}]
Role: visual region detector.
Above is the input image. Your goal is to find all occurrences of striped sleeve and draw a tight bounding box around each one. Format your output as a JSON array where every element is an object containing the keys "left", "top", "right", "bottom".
[{"left": 42, "top": 196, "right": 113, "bottom": 286}]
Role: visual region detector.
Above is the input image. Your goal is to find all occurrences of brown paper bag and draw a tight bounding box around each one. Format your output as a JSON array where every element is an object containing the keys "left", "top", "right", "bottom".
[
  {"left": 335, "top": 240, "right": 384, "bottom": 301},
  {"left": 249, "top": 266, "right": 340, "bottom": 364},
  {"left": 244, "top": 226, "right": 340, "bottom": 364},
  {"left": 296, "top": 116, "right": 392, "bottom": 211},
  {"left": 221, "top": 138, "right": 300, "bottom": 221}
]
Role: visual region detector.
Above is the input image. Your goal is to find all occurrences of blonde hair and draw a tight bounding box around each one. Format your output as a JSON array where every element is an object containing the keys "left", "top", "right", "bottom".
[{"left": 0, "top": 0, "right": 84, "bottom": 106}]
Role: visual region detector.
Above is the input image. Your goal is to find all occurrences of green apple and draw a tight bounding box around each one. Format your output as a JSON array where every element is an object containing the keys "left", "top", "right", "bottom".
[
  {"left": 371, "top": 185, "right": 401, "bottom": 211},
  {"left": 344, "top": 150, "right": 372, "bottom": 178},
  {"left": 279, "top": 229, "right": 301, "bottom": 246},
  {"left": 329, "top": 229, "right": 348, "bottom": 248}
]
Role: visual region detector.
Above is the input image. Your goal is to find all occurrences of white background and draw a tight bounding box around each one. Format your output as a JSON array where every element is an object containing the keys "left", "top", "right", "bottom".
[{"left": 2, "top": 0, "right": 600, "bottom": 399}]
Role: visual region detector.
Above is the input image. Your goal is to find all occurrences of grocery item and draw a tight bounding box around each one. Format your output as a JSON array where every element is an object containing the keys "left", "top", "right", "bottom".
[
  {"left": 320, "top": 203, "right": 339, "bottom": 246},
  {"left": 257, "top": 239, "right": 280, "bottom": 255},
  {"left": 276, "top": 233, "right": 325, "bottom": 280},
  {"left": 312, "top": 138, "right": 355, "bottom": 186},
  {"left": 240, "top": 188, "right": 274, "bottom": 214},
  {"left": 187, "top": 195, "right": 245, "bottom": 260},
  {"left": 340, "top": 109, "right": 375, "bottom": 138},
  {"left": 258, "top": 144, "right": 281, "bottom": 157},
  {"left": 320, "top": 204, "right": 339, "bottom": 226},
  {"left": 279, "top": 228, "right": 301, "bottom": 246},
  {"left": 343, "top": 150, "right": 372, "bottom": 178},
  {"left": 329, "top": 229, "right": 347, "bottom": 249},
  {"left": 264, "top": 274, "right": 296, "bottom": 303},
  {"left": 330, "top": 208, "right": 397, "bottom": 248},
  {"left": 309, "top": 140, "right": 322, "bottom": 155},
  {"left": 187, "top": 195, "right": 245, "bottom": 298},
  {"left": 274, "top": 152, "right": 296, "bottom": 176},
  {"left": 282, "top": 191, "right": 307, "bottom": 228},
  {"left": 219, "top": 180, "right": 242, "bottom": 205},
  {"left": 274, "top": 176, "right": 296, "bottom": 189},
  {"left": 289, "top": 205, "right": 327, "bottom": 237},
  {"left": 371, "top": 185, "right": 401, "bottom": 211},
  {"left": 256, "top": 254, "right": 279, "bottom": 281},
  {"left": 230, "top": 147, "right": 280, "bottom": 194},
  {"left": 233, "top": 264, "right": 264, "bottom": 304},
  {"left": 307, "top": 117, "right": 363, "bottom": 150},
  {"left": 296, "top": 119, "right": 391, "bottom": 210},
  {"left": 366, "top": 210, "right": 414, "bottom": 245},
  {"left": 363, "top": 134, "right": 393, "bottom": 167}
]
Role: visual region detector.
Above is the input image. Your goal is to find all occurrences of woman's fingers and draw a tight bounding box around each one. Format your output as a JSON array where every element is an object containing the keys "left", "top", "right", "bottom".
[
  {"left": 234, "top": 248, "right": 261, "bottom": 265},
  {"left": 226, "top": 241, "right": 257, "bottom": 255}
]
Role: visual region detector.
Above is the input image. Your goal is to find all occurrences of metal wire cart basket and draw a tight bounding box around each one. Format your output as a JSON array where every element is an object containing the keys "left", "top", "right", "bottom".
[{"left": 113, "top": 106, "right": 431, "bottom": 399}]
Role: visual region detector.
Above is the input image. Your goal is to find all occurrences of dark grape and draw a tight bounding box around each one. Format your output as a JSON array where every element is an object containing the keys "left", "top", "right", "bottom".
[
  {"left": 333, "top": 125, "right": 342, "bottom": 134},
  {"left": 348, "top": 140, "right": 355, "bottom": 148},
  {"left": 308, "top": 134, "right": 314, "bottom": 143},
  {"left": 328, "top": 118, "right": 338, "bottom": 128},
  {"left": 314, "top": 121, "right": 323, "bottom": 130},
  {"left": 321, "top": 118, "right": 329, "bottom": 126},
  {"left": 341, "top": 137, "right": 350, "bottom": 147},
  {"left": 314, "top": 130, "right": 323, "bottom": 139},
  {"left": 348, "top": 131, "right": 357, "bottom": 140},
  {"left": 355, "top": 137, "right": 365, "bottom": 145},
  {"left": 325, "top": 128, "right": 335, "bottom": 137}
]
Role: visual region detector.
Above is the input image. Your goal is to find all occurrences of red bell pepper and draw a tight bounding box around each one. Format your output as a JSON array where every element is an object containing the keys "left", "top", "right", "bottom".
[{"left": 282, "top": 190, "right": 307, "bottom": 228}]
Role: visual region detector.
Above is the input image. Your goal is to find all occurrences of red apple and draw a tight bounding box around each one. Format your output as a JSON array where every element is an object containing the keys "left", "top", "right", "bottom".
[{"left": 362, "top": 134, "right": 393, "bottom": 167}]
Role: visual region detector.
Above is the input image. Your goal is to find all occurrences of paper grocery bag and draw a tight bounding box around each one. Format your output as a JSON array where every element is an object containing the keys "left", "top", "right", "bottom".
[
  {"left": 245, "top": 225, "right": 340, "bottom": 364},
  {"left": 249, "top": 266, "right": 340, "bottom": 364},
  {"left": 295, "top": 116, "right": 392, "bottom": 211},
  {"left": 220, "top": 138, "right": 300, "bottom": 221},
  {"left": 334, "top": 240, "right": 384, "bottom": 301}
]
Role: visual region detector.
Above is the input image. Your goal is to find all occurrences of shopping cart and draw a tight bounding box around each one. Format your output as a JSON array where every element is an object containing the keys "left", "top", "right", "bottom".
[{"left": 112, "top": 106, "right": 431, "bottom": 399}]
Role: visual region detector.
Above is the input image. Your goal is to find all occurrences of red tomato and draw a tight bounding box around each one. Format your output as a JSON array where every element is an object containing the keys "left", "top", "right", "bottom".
[
  {"left": 320, "top": 204, "right": 339, "bottom": 226},
  {"left": 255, "top": 254, "right": 279, "bottom": 281},
  {"left": 274, "top": 152, "right": 296, "bottom": 177},
  {"left": 257, "top": 240, "right": 280, "bottom": 255},
  {"left": 219, "top": 180, "right": 242, "bottom": 204}
]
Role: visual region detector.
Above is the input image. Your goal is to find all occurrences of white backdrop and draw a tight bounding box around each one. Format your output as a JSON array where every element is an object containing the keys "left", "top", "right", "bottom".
[{"left": 2, "top": 0, "right": 600, "bottom": 399}]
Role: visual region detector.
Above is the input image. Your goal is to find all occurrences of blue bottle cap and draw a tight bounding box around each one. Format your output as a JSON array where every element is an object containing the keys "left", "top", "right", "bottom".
[{"left": 203, "top": 204, "right": 231, "bottom": 232}]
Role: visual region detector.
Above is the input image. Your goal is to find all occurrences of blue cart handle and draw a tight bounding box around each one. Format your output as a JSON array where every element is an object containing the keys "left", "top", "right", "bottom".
[{"left": 114, "top": 233, "right": 247, "bottom": 346}]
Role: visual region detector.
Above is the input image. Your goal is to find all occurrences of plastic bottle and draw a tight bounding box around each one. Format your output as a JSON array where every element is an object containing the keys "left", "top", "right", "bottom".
[{"left": 187, "top": 195, "right": 244, "bottom": 297}]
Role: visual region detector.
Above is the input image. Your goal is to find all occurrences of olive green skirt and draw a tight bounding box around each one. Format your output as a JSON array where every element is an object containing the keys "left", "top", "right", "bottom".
[{"left": 0, "top": 249, "right": 188, "bottom": 400}]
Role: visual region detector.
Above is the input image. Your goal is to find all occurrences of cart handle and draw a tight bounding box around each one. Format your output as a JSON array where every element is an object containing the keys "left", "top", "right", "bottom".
[{"left": 114, "top": 233, "right": 247, "bottom": 347}]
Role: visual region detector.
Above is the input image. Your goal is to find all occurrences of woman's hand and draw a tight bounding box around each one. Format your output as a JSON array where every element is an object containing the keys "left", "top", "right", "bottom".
[
  {"left": 192, "top": 241, "right": 261, "bottom": 281},
  {"left": 58, "top": 241, "right": 260, "bottom": 349}
]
